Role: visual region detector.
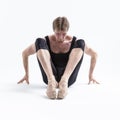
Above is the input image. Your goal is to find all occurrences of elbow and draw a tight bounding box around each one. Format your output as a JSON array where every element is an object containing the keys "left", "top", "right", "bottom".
[
  {"left": 93, "top": 52, "right": 98, "bottom": 59},
  {"left": 22, "top": 50, "right": 29, "bottom": 58},
  {"left": 94, "top": 52, "right": 98, "bottom": 57}
]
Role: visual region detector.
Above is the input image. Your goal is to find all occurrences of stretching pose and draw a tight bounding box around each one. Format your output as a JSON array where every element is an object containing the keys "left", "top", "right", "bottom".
[{"left": 17, "top": 16, "right": 99, "bottom": 99}]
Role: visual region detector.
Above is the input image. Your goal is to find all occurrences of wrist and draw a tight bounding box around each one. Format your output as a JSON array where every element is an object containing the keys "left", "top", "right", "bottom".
[
  {"left": 25, "top": 73, "right": 29, "bottom": 77},
  {"left": 89, "top": 74, "right": 93, "bottom": 79}
]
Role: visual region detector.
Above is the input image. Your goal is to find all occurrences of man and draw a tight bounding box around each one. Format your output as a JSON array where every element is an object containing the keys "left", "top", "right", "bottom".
[{"left": 17, "top": 16, "right": 99, "bottom": 99}]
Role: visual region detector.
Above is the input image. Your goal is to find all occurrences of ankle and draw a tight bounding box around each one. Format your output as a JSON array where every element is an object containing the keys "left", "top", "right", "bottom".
[
  {"left": 48, "top": 75, "right": 56, "bottom": 82},
  {"left": 60, "top": 76, "right": 68, "bottom": 83}
]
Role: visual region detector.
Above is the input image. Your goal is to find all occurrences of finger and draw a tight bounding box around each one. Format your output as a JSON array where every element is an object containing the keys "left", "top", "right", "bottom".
[
  {"left": 17, "top": 81, "right": 22, "bottom": 84},
  {"left": 95, "top": 80, "right": 100, "bottom": 84},
  {"left": 88, "top": 81, "right": 91, "bottom": 85},
  {"left": 26, "top": 80, "right": 29, "bottom": 84},
  {"left": 92, "top": 79, "right": 100, "bottom": 84},
  {"left": 17, "top": 79, "right": 24, "bottom": 84},
  {"left": 93, "top": 80, "right": 96, "bottom": 84},
  {"left": 17, "top": 80, "right": 24, "bottom": 84}
]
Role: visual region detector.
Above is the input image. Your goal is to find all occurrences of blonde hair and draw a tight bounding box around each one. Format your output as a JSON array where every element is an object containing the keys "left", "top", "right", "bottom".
[{"left": 53, "top": 16, "right": 69, "bottom": 31}]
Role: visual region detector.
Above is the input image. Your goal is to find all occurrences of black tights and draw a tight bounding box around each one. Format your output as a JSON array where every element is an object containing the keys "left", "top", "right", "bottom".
[{"left": 35, "top": 36, "right": 85, "bottom": 87}]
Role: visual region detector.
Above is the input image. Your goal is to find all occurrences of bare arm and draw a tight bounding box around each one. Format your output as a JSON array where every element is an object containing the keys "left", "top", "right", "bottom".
[
  {"left": 17, "top": 43, "right": 36, "bottom": 84},
  {"left": 84, "top": 44, "right": 99, "bottom": 84}
]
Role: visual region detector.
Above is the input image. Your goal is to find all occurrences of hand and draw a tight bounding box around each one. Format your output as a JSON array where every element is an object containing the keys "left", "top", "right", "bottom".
[
  {"left": 17, "top": 75, "right": 29, "bottom": 84},
  {"left": 88, "top": 75, "right": 100, "bottom": 85}
]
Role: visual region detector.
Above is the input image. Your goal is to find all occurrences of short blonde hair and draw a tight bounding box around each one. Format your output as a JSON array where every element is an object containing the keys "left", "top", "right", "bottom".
[{"left": 53, "top": 16, "right": 69, "bottom": 31}]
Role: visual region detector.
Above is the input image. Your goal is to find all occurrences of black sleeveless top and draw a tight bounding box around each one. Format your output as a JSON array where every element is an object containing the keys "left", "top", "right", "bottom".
[{"left": 45, "top": 36, "right": 77, "bottom": 67}]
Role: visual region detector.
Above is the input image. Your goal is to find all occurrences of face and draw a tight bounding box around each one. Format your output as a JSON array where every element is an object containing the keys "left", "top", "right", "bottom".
[{"left": 54, "top": 29, "right": 67, "bottom": 42}]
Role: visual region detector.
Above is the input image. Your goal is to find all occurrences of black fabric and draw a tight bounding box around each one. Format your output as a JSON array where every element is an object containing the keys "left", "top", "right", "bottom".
[
  {"left": 35, "top": 38, "right": 49, "bottom": 51},
  {"left": 35, "top": 36, "right": 85, "bottom": 87},
  {"left": 45, "top": 36, "right": 76, "bottom": 67},
  {"left": 73, "top": 39, "right": 85, "bottom": 51}
]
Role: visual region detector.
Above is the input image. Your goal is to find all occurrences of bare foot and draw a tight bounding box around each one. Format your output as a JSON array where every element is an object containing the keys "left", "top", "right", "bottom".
[
  {"left": 46, "top": 80, "right": 58, "bottom": 99},
  {"left": 57, "top": 81, "right": 68, "bottom": 99}
]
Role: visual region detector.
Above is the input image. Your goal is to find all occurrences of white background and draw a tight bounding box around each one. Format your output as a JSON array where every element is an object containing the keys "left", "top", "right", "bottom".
[{"left": 0, "top": 0, "right": 120, "bottom": 120}]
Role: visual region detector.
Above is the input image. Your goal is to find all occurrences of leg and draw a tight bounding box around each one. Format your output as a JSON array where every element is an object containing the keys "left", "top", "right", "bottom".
[
  {"left": 37, "top": 49, "right": 56, "bottom": 82},
  {"left": 58, "top": 39, "right": 85, "bottom": 99},
  {"left": 58, "top": 48, "right": 84, "bottom": 98},
  {"left": 37, "top": 49, "right": 58, "bottom": 99},
  {"left": 37, "top": 58, "right": 58, "bottom": 85},
  {"left": 35, "top": 38, "right": 58, "bottom": 99},
  {"left": 68, "top": 56, "right": 84, "bottom": 87},
  {"left": 61, "top": 48, "right": 83, "bottom": 80}
]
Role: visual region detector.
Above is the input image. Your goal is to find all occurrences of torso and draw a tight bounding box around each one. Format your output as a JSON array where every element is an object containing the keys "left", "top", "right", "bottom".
[{"left": 48, "top": 35, "right": 73, "bottom": 53}]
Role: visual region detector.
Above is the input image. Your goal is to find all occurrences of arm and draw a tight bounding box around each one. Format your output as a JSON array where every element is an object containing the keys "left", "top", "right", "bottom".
[
  {"left": 84, "top": 44, "right": 99, "bottom": 84},
  {"left": 17, "top": 43, "right": 36, "bottom": 84}
]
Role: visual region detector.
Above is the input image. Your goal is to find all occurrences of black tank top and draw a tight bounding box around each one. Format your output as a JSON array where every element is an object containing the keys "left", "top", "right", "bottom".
[{"left": 45, "top": 36, "right": 76, "bottom": 67}]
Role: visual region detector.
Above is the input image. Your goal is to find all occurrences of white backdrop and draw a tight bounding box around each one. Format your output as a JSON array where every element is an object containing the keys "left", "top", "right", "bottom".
[{"left": 0, "top": 0, "right": 120, "bottom": 120}]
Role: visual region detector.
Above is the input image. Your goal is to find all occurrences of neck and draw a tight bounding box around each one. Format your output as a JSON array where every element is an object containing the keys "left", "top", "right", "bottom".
[
  {"left": 52, "top": 35, "right": 65, "bottom": 43},
  {"left": 56, "top": 39, "right": 65, "bottom": 43}
]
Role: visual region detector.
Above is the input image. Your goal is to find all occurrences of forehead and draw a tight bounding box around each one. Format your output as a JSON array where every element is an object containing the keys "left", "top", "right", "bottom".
[{"left": 54, "top": 29, "right": 67, "bottom": 34}]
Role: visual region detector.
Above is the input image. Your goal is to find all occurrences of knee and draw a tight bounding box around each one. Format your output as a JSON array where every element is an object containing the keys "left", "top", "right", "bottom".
[
  {"left": 74, "top": 39, "right": 85, "bottom": 51},
  {"left": 35, "top": 38, "right": 48, "bottom": 52}
]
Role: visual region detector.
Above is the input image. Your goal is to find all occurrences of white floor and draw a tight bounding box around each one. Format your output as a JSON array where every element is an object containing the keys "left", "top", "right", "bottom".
[{"left": 0, "top": 66, "right": 120, "bottom": 120}]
